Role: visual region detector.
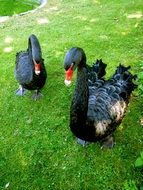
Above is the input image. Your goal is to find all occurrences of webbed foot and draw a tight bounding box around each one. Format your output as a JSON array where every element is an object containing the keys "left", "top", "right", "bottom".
[
  {"left": 101, "top": 135, "right": 115, "bottom": 149},
  {"left": 77, "top": 138, "right": 90, "bottom": 147},
  {"left": 32, "top": 90, "right": 43, "bottom": 101},
  {"left": 15, "top": 86, "right": 27, "bottom": 96}
]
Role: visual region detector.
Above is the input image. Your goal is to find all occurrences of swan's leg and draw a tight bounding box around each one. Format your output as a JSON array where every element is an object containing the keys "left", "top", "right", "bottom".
[
  {"left": 77, "top": 138, "right": 90, "bottom": 146},
  {"left": 15, "top": 85, "right": 27, "bottom": 96},
  {"left": 32, "top": 90, "right": 43, "bottom": 101},
  {"left": 101, "top": 135, "right": 115, "bottom": 149}
]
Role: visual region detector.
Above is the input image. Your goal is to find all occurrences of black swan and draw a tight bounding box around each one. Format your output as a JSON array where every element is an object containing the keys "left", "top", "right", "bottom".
[
  {"left": 15, "top": 34, "right": 47, "bottom": 100},
  {"left": 64, "top": 47, "right": 137, "bottom": 147}
]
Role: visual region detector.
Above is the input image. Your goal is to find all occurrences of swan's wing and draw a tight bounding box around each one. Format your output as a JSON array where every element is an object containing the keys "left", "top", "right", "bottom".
[
  {"left": 15, "top": 51, "right": 33, "bottom": 84},
  {"left": 87, "top": 64, "right": 137, "bottom": 136},
  {"left": 87, "top": 84, "right": 127, "bottom": 136}
]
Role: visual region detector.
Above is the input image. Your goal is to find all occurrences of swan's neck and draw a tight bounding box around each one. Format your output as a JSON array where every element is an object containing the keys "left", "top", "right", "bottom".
[
  {"left": 28, "top": 36, "right": 42, "bottom": 62},
  {"left": 70, "top": 67, "right": 89, "bottom": 135}
]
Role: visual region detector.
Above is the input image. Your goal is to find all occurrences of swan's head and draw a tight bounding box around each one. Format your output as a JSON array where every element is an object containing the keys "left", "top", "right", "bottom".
[{"left": 64, "top": 47, "right": 86, "bottom": 86}]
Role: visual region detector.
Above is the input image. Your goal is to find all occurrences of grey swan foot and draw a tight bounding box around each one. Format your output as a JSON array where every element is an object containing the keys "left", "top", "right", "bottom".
[
  {"left": 15, "top": 86, "right": 27, "bottom": 96},
  {"left": 32, "top": 90, "right": 43, "bottom": 101},
  {"left": 77, "top": 138, "right": 90, "bottom": 147},
  {"left": 101, "top": 135, "right": 115, "bottom": 149}
]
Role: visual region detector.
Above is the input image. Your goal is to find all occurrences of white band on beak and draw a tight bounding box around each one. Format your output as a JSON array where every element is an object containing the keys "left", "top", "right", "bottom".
[
  {"left": 64, "top": 79, "right": 71, "bottom": 86},
  {"left": 35, "top": 70, "right": 40, "bottom": 75}
]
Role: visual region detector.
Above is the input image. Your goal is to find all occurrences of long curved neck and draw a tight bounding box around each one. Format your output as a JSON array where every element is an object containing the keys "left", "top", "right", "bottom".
[
  {"left": 28, "top": 35, "right": 42, "bottom": 61},
  {"left": 70, "top": 66, "right": 89, "bottom": 137}
]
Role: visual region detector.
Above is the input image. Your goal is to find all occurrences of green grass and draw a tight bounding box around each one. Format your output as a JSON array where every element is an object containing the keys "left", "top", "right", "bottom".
[
  {"left": 0, "top": 0, "right": 143, "bottom": 189},
  {"left": 0, "top": 0, "right": 39, "bottom": 16}
]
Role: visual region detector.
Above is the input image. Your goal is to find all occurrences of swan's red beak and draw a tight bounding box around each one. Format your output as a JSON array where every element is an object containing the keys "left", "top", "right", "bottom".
[
  {"left": 64, "top": 66, "right": 73, "bottom": 86},
  {"left": 33, "top": 59, "right": 41, "bottom": 75}
]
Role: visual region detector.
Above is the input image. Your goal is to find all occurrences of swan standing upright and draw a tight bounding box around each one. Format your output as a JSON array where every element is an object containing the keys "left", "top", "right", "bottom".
[
  {"left": 64, "top": 47, "right": 137, "bottom": 147},
  {"left": 15, "top": 34, "right": 47, "bottom": 100}
]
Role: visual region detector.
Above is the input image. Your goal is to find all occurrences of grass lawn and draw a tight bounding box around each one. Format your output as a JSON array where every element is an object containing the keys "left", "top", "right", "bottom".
[
  {"left": 0, "top": 0, "right": 39, "bottom": 16},
  {"left": 0, "top": 0, "right": 143, "bottom": 189}
]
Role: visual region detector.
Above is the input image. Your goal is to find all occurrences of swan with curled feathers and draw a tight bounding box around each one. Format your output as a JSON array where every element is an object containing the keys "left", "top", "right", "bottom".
[
  {"left": 15, "top": 34, "right": 47, "bottom": 100},
  {"left": 64, "top": 47, "right": 137, "bottom": 147}
]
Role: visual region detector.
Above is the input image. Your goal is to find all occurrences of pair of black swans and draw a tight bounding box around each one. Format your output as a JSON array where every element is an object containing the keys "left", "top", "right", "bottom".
[{"left": 15, "top": 34, "right": 137, "bottom": 148}]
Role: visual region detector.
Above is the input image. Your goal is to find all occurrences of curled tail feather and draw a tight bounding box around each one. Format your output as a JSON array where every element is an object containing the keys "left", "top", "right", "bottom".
[
  {"left": 112, "top": 64, "right": 137, "bottom": 99},
  {"left": 92, "top": 59, "right": 107, "bottom": 79},
  {"left": 87, "top": 59, "right": 107, "bottom": 85}
]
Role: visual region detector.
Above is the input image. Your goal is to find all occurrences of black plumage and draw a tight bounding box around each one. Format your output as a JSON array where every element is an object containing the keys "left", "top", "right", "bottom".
[
  {"left": 15, "top": 34, "right": 47, "bottom": 100},
  {"left": 64, "top": 47, "right": 137, "bottom": 147}
]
